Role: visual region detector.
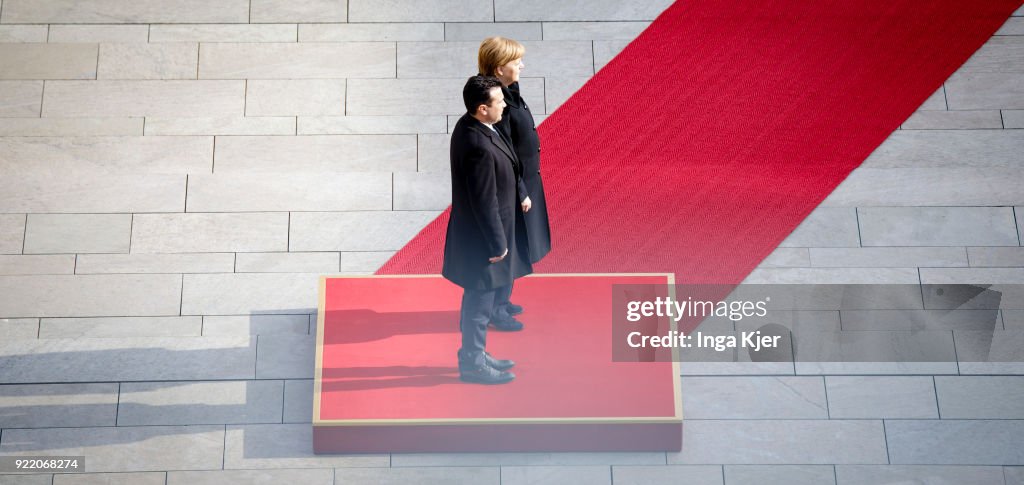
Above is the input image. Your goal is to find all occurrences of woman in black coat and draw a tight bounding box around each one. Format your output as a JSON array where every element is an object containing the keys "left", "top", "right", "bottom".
[{"left": 478, "top": 37, "right": 552, "bottom": 264}]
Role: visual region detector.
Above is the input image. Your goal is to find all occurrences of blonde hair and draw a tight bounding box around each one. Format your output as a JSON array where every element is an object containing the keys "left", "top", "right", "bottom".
[{"left": 478, "top": 37, "right": 525, "bottom": 77}]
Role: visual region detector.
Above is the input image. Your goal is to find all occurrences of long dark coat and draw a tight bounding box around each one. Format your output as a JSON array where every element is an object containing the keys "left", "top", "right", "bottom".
[
  {"left": 442, "top": 114, "right": 533, "bottom": 290},
  {"left": 495, "top": 82, "right": 551, "bottom": 263}
]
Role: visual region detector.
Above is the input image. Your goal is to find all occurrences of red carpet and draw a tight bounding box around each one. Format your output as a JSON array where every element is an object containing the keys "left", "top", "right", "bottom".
[
  {"left": 379, "top": 0, "right": 1019, "bottom": 285},
  {"left": 315, "top": 274, "right": 681, "bottom": 453}
]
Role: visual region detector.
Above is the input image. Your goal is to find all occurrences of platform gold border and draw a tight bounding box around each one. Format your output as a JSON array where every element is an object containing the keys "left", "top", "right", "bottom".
[{"left": 313, "top": 273, "right": 682, "bottom": 427}]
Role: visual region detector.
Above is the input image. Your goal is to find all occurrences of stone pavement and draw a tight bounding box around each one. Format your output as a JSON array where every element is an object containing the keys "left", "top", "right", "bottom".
[{"left": 1, "top": 1, "right": 1023, "bottom": 483}]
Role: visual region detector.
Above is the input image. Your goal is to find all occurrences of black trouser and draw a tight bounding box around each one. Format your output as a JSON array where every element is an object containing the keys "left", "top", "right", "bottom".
[{"left": 458, "top": 284, "right": 511, "bottom": 366}]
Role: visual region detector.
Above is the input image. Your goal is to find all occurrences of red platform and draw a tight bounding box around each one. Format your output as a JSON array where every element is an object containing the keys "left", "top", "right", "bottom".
[{"left": 313, "top": 273, "right": 682, "bottom": 453}]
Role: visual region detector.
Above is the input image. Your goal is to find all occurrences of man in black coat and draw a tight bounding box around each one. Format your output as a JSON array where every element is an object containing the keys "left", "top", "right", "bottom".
[{"left": 443, "top": 75, "right": 533, "bottom": 385}]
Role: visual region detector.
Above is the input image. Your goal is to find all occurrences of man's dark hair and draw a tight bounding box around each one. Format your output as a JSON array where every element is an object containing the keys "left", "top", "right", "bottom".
[{"left": 463, "top": 75, "right": 503, "bottom": 114}]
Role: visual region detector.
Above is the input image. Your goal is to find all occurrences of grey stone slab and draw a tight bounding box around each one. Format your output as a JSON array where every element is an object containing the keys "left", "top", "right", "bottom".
[
  {"left": 0, "top": 336, "right": 255, "bottom": 382},
  {"left": 1006, "top": 110, "right": 1024, "bottom": 128},
  {"left": 794, "top": 330, "right": 959, "bottom": 375},
  {"left": 53, "top": 473, "right": 166, "bottom": 485},
  {"left": 0, "top": 425, "right": 225, "bottom": 472},
  {"left": 348, "top": 0, "right": 492, "bottom": 22},
  {"left": 223, "top": 423, "right": 388, "bottom": 469},
  {"left": 0, "top": 25, "right": 47, "bottom": 42},
  {"left": 865, "top": 130, "right": 1024, "bottom": 167},
  {"left": 298, "top": 115, "right": 447, "bottom": 134},
  {"left": 394, "top": 171, "right": 451, "bottom": 210},
  {"left": 289, "top": 211, "right": 441, "bottom": 251},
  {"left": 496, "top": 0, "right": 673, "bottom": 21},
  {"left": 501, "top": 466, "right": 610, "bottom": 485},
  {"left": 921, "top": 268, "right": 1024, "bottom": 284},
  {"left": 825, "top": 376, "right": 938, "bottom": 419},
  {"left": 544, "top": 22, "right": 650, "bottom": 40},
  {"left": 23, "top": 213, "right": 131, "bottom": 254},
  {"left": 886, "top": 420, "right": 1024, "bottom": 465},
  {"left": 969, "top": 247, "right": 1024, "bottom": 267},
  {"left": 613, "top": 466, "right": 723, "bottom": 485},
  {"left": 168, "top": 469, "right": 333, "bottom": 485},
  {"left": 835, "top": 465, "right": 1004, "bottom": 485},
  {"left": 0, "top": 136, "right": 212, "bottom": 175},
  {"left": 0, "top": 383, "right": 118, "bottom": 428},
  {"left": 742, "top": 268, "right": 921, "bottom": 285},
  {"left": 1018, "top": 206, "right": 1023, "bottom": 244},
  {"left": 256, "top": 334, "right": 314, "bottom": 379},
  {"left": 245, "top": 79, "right": 345, "bottom": 116},
  {"left": 199, "top": 42, "right": 395, "bottom": 79},
  {"left": 118, "top": 380, "right": 284, "bottom": 426},
  {"left": 810, "top": 247, "right": 967, "bottom": 268},
  {"left": 1007, "top": 310, "right": 1024, "bottom": 329},
  {"left": 335, "top": 467, "right": 498, "bottom": 485},
  {"left": 946, "top": 72, "right": 1024, "bottom": 110},
  {"left": 213, "top": 135, "right": 416, "bottom": 173},
  {"left": 47, "top": 25, "right": 149, "bottom": 43},
  {"left": 594, "top": 40, "right": 631, "bottom": 71},
  {"left": 144, "top": 116, "right": 294, "bottom": 135},
  {"left": 38, "top": 316, "right": 202, "bottom": 338},
  {"left": 1, "top": 0, "right": 248, "bottom": 23},
  {"left": 0, "top": 274, "right": 181, "bottom": 318},
  {"left": 680, "top": 376, "right": 827, "bottom": 419},
  {"left": 959, "top": 36, "right": 1024, "bottom": 73},
  {"left": 235, "top": 252, "right": 338, "bottom": 273},
  {"left": 0, "top": 214, "right": 25, "bottom": 254},
  {"left": 757, "top": 248, "right": 811, "bottom": 268},
  {"left": 1009, "top": 467, "right": 1024, "bottom": 485},
  {"left": 0, "top": 318, "right": 38, "bottom": 338},
  {"left": 725, "top": 465, "right": 834, "bottom": 485},
  {"left": 841, "top": 309, "right": 999, "bottom": 331},
  {"left": 859, "top": 207, "right": 1018, "bottom": 247},
  {"left": 822, "top": 168, "right": 1024, "bottom": 207},
  {"left": 151, "top": 24, "right": 298, "bottom": 43},
  {"left": 0, "top": 475, "right": 50, "bottom": 485},
  {"left": 397, "top": 41, "right": 593, "bottom": 78},
  {"left": 918, "top": 87, "right": 947, "bottom": 110},
  {"left": 347, "top": 77, "right": 543, "bottom": 115},
  {"left": 0, "top": 81, "right": 41, "bottom": 118},
  {"left": 0, "top": 117, "right": 143, "bottom": 136},
  {"left": 0, "top": 174, "right": 181, "bottom": 213},
  {"left": 181, "top": 273, "right": 319, "bottom": 315},
  {"left": 44, "top": 80, "right": 244, "bottom": 118},
  {"left": 901, "top": 110, "right": 1003, "bottom": 129},
  {"left": 668, "top": 420, "right": 887, "bottom": 465},
  {"left": 998, "top": 17, "right": 1024, "bottom": 35},
  {"left": 75, "top": 253, "right": 234, "bottom": 274},
  {"left": 778, "top": 208, "right": 859, "bottom": 248},
  {"left": 251, "top": 0, "right": 346, "bottom": 22},
  {"left": 339, "top": 251, "right": 394, "bottom": 272},
  {"left": 392, "top": 451, "right": 664, "bottom": 467},
  {"left": 300, "top": 23, "right": 442, "bottom": 41},
  {"left": 546, "top": 76, "right": 589, "bottom": 113},
  {"left": 955, "top": 330, "right": 1024, "bottom": 374},
  {"left": 444, "top": 22, "right": 542, "bottom": 41},
  {"left": 0, "top": 255, "right": 75, "bottom": 275},
  {"left": 202, "top": 314, "right": 309, "bottom": 336},
  {"left": 98, "top": 43, "right": 198, "bottom": 80},
  {"left": 0, "top": 43, "right": 96, "bottom": 80},
  {"left": 131, "top": 213, "right": 289, "bottom": 253},
  {"left": 186, "top": 173, "right": 390, "bottom": 212},
  {"left": 418, "top": 132, "right": 451, "bottom": 171},
  {"left": 282, "top": 379, "right": 312, "bottom": 423},
  {"left": 935, "top": 376, "right": 1024, "bottom": 418}
]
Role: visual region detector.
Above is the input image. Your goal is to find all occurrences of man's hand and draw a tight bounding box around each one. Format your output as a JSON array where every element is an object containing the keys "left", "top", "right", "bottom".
[
  {"left": 521, "top": 196, "right": 532, "bottom": 213},
  {"left": 489, "top": 247, "right": 508, "bottom": 264}
]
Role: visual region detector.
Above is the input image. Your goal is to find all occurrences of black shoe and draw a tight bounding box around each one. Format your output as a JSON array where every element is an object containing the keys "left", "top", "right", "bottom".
[
  {"left": 459, "top": 363, "right": 515, "bottom": 385},
  {"left": 484, "top": 351, "right": 515, "bottom": 371},
  {"left": 489, "top": 316, "right": 524, "bottom": 331},
  {"left": 506, "top": 302, "right": 524, "bottom": 316}
]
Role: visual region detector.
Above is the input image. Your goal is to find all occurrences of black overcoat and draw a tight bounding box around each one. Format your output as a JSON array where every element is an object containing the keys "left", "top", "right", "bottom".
[
  {"left": 442, "top": 114, "right": 533, "bottom": 290},
  {"left": 495, "top": 82, "right": 552, "bottom": 263}
]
